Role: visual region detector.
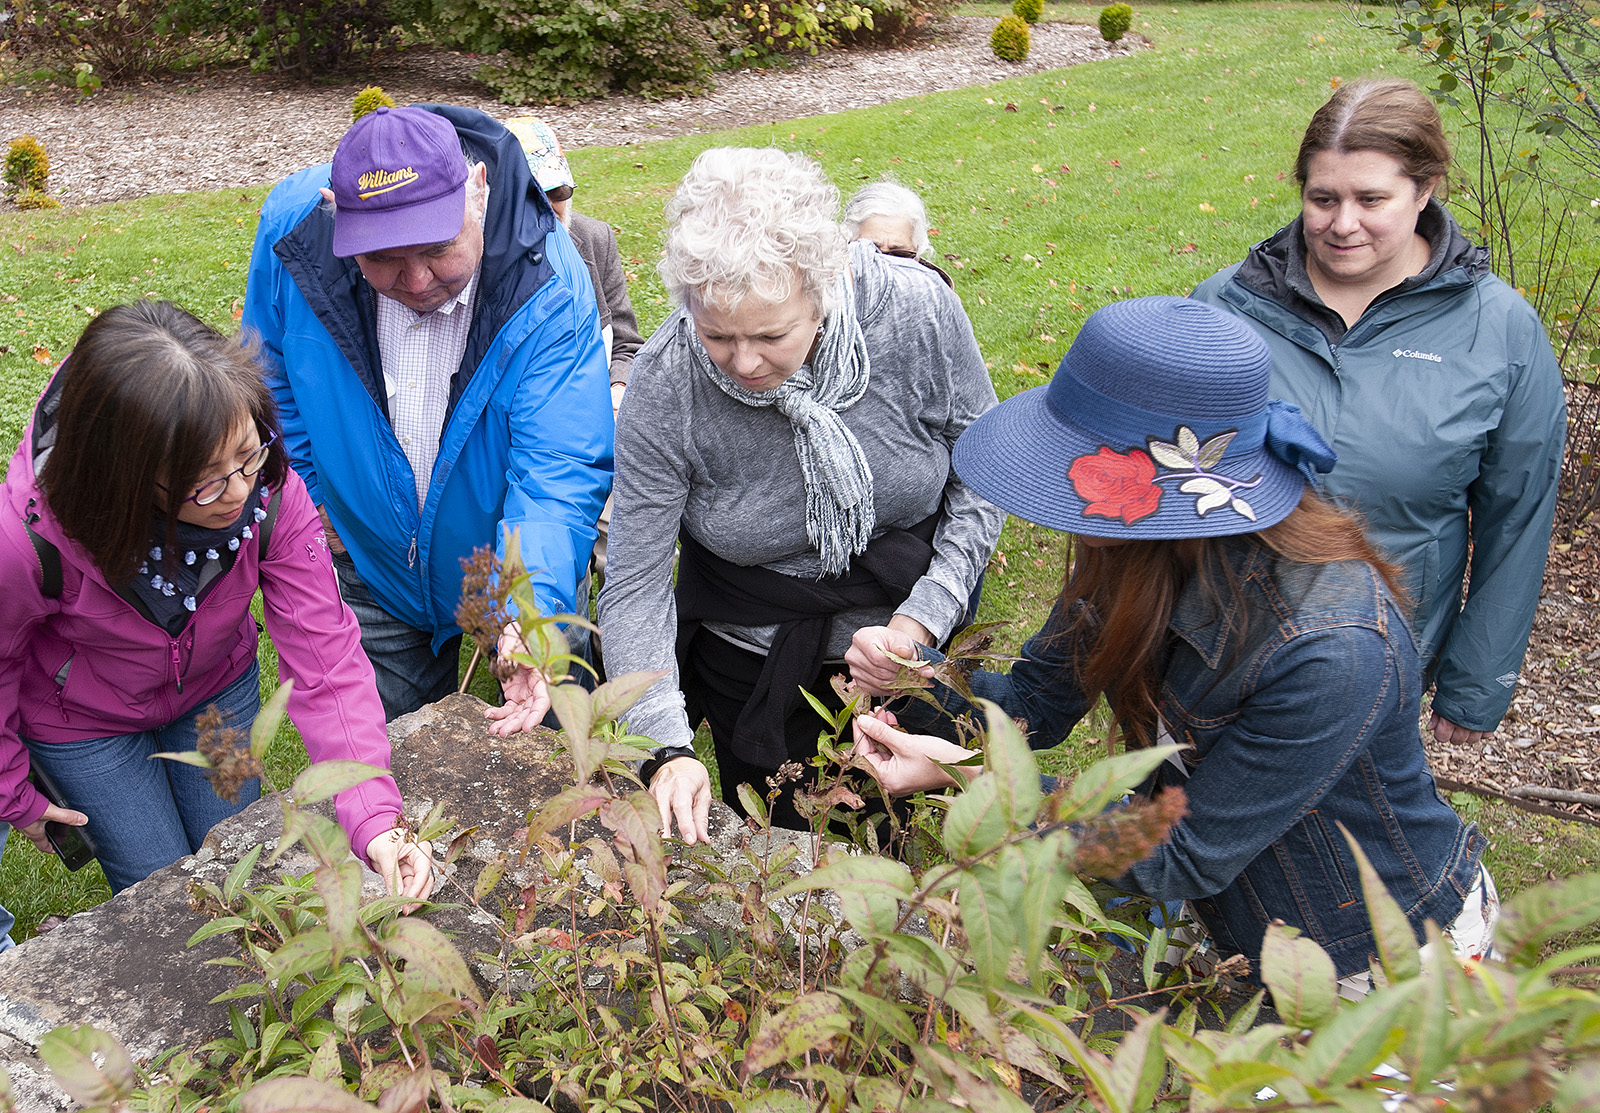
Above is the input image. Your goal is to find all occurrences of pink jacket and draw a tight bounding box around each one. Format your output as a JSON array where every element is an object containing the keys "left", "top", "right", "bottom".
[{"left": 1, "top": 420, "right": 403, "bottom": 862}]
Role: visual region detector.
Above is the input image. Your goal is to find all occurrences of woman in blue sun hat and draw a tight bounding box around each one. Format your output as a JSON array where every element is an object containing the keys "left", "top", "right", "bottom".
[{"left": 843, "top": 295, "right": 1497, "bottom": 985}]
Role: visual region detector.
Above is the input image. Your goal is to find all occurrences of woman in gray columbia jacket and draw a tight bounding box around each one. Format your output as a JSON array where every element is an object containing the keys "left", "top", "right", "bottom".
[{"left": 1192, "top": 78, "right": 1566, "bottom": 744}]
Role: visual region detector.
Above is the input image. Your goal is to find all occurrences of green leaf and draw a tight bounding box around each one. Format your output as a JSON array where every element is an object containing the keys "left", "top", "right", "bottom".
[
  {"left": 546, "top": 679, "right": 594, "bottom": 749},
  {"left": 37, "top": 1026, "right": 138, "bottom": 1111},
  {"left": 589, "top": 670, "right": 669, "bottom": 721},
  {"left": 291, "top": 977, "right": 349, "bottom": 1028},
  {"left": 1107, "top": 1009, "right": 1166, "bottom": 1113},
  {"left": 731, "top": 1092, "right": 810, "bottom": 1113},
  {"left": 257, "top": 1020, "right": 291, "bottom": 1068},
  {"left": 735, "top": 781, "right": 769, "bottom": 825},
  {"left": 252, "top": 680, "right": 293, "bottom": 761},
  {"left": 943, "top": 773, "right": 1005, "bottom": 856},
  {"left": 526, "top": 785, "right": 609, "bottom": 841},
  {"left": 740, "top": 992, "right": 852, "bottom": 1079},
  {"left": 1017, "top": 834, "right": 1073, "bottom": 985},
  {"left": 775, "top": 855, "right": 911, "bottom": 938},
  {"left": 266, "top": 929, "right": 335, "bottom": 982},
  {"left": 957, "top": 865, "right": 1018, "bottom": 988},
  {"left": 1340, "top": 825, "right": 1421, "bottom": 982},
  {"left": 210, "top": 982, "right": 269, "bottom": 1005},
  {"left": 225, "top": 843, "right": 265, "bottom": 903},
  {"left": 291, "top": 760, "right": 388, "bottom": 807},
  {"left": 1299, "top": 981, "right": 1418, "bottom": 1088},
  {"left": 1056, "top": 744, "right": 1183, "bottom": 822},
  {"left": 239, "top": 1076, "right": 377, "bottom": 1113},
  {"left": 308, "top": 1035, "right": 343, "bottom": 1083},
  {"left": 1054, "top": 1024, "right": 1125, "bottom": 1113},
  {"left": 599, "top": 791, "right": 665, "bottom": 914},
  {"left": 1555, "top": 1060, "right": 1600, "bottom": 1112},
  {"left": 380, "top": 918, "right": 483, "bottom": 1004},
  {"left": 473, "top": 851, "right": 507, "bottom": 903},
  {"left": 151, "top": 750, "right": 214, "bottom": 769},
  {"left": 1497, "top": 872, "right": 1600, "bottom": 959},
  {"left": 1192, "top": 1060, "right": 1295, "bottom": 1106},
  {"left": 315, "top": 860, "right": 364, "bottom": 962},
  {"left": 187, "top": 915, "right": 249, "bottom": 947},
  {"left": 975, "top": 698, "right": 1041, "bottom": 829},
  {"left": 1259, "top": 922, "right": 1338, "bottom": 1029},
  {"left": 829, "top": 985, "right": 917, "bottom": 1044}
]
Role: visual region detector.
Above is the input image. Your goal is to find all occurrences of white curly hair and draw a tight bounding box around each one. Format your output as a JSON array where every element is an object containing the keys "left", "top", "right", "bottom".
[
  {"left": 659, "top": 147, "right": 849, "bottom": 317},
  {"left": 842, "top": 180, "right": 931, "bottom": 258}
]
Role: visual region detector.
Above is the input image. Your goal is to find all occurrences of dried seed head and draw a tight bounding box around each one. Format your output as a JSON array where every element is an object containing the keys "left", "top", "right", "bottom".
[{"left": 195, "top": 704, "right": 263, "bottom": 804}]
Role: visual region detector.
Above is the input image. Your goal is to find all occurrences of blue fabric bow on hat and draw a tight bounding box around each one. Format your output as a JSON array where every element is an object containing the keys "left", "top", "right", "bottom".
[{"left": 1265, "top": 400, "right": 1337, "bottom": 485}]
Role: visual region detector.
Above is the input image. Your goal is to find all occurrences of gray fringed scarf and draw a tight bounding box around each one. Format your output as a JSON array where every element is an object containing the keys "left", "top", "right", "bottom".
[{"left": 688, "top": 268, "right": 874, "bottom": 576}]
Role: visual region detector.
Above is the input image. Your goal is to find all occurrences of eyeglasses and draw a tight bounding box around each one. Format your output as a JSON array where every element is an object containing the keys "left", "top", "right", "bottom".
[{"left": 162, "top": 430, "right": 278, "bottom": 506}]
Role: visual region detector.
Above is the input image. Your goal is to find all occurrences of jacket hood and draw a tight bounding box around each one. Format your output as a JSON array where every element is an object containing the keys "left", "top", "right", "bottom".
[{"left": 1232, "top": 200, "right": 1488, "bottom": 340}]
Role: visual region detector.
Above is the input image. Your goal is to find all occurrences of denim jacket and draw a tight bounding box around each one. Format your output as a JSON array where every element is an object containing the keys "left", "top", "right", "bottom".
[{"left": 902, "top": 538, "right": 1484, "bottom": 978}]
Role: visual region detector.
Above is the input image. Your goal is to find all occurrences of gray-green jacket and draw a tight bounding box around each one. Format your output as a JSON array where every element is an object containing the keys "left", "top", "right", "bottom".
[{"left": 1192, "top": 203, "right": 1566, "bottom": 732}]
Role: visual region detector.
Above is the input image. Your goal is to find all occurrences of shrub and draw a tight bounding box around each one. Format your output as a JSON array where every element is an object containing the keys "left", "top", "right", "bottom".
[
  {"left": 4, "top": 135, "right": 51, "bottom": 196},
  {"left": 183, "top": 0, "right": 398, "bottom": 75},
  {"left": 691, "top": 0, "right": 879, "bottom": 68},
  {"left": 1012, "top": 0, "right": 1043, "bottom": 25},
  {"left": 14, "top": 189, "right": 61, "bottom": 210},
  {"left": 991, "top": 12, "right": 1030, "bottom": 61},
  {"left": 1098, "top": 1, "right": 1132, "bottom": 42},
  {"left": 9, "top": 0, "right": 195, "bottom": 82},
  {"left": 351, "top": 85, "right": 398, "bottom": 121},
  {"left": 431, "top": 0, "right": 714, "bottom": 105}
]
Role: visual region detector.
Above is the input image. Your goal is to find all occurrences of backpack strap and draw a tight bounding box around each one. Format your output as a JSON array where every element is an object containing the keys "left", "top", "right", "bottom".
[
  {"left": 256, "top": 485, "right": 283, "bottom": 559},
  {"left": 22, "top": 497, "right": 62, "bottom": 600}
]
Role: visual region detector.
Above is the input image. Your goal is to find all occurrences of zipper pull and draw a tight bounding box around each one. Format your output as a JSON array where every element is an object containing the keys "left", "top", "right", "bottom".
[
  {"left": 170, "top": 640, "right": 184, "bottom": 696},
  {"left": 407, "top": 537, "right": 418, "bottom": 568}
]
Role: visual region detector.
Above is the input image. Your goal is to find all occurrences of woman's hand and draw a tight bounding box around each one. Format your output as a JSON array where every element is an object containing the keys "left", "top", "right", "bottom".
[
  {"left": 19, "top": 802, "right": 89, "bottom": 855},
  {"left": 649, "top": 756, "right": 713, "bottom": 845},
  {"left": 1430, "top": 712, "right": 1490, "bottom": 747},
  {"left": 852, "top": 711, "right": 974, "bottom": 797},
  {"left": 366, "top": 828, "right": 435, "bottom": 913},
  {"left": 485, "top": 621, "right": 552, "bottom": 736},
  {"left": 846, "top": 618, "right": 934, "bottom": 697}
]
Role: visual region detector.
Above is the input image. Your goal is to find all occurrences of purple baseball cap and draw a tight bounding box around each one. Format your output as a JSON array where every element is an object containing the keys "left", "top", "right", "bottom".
[{"left": 329, "top": 106, "right": 469, "bottom": 258}]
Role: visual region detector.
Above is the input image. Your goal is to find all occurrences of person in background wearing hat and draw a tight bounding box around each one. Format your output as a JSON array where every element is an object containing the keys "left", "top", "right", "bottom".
[
  {"left": 242, "top": 105, "right": 613, "bottom": 727},
  {"left": 844, "top": 296, "right": 1496, "bottom": 989},
  {"left": 505, "top": 117, "right": 643, "bottom": 577}
]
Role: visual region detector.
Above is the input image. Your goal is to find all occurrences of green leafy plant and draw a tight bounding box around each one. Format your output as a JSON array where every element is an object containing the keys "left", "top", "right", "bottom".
[
  {"left": 15, "top": 188, "right": 61, "bottom": 210},
  {"left": 1012, "top": 0, "right": 1042, "bottom": 26},
  {"left": 429, "top": 0, "right": 714, "bottom": 105},
  {"left": 351, "top": 85, "right": 398, "bottom": 121},
  {"left": 1099, "top": 1, "right": 1132, "bottom": 43},
  {"left": 990, "top": 12, "right": 1030, "bottom": 62},
  {"left": 8, "top": 0, "right": 198, "bottom": 81},
  {"left": 5, "top": 135, "right": 51, "bottom": 196}
]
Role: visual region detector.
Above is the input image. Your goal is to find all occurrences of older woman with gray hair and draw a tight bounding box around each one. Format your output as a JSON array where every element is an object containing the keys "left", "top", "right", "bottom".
[
  {"left": 842, "top": 180, "right": 933, "bottom": 258},
  {"left": 598, "top": 148, "right": 1003, "bottom": 843}
]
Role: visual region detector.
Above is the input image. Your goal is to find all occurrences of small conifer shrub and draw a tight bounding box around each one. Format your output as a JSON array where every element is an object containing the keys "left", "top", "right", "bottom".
[
  {"left": 351, "top": 86, "right": 397, "bottom": 122},
  {"left": 15, "top": 189, "right": 60, "bottom": 210},
  {"left": 1099, "top": 2, "right": 1133, "bottom": 42},
  {"left": 1013, "top": 0, "right": 1044, "bottom": 24},
  {"left": 5, "top": 135, "right": 51, "bottom": 196},
  {"left": 991, "top": 14, "right": 1031, "bottom": 61}
]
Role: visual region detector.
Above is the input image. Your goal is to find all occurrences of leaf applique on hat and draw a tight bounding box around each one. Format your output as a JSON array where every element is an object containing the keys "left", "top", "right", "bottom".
[{"left": 1147, "top": 426, "right": 1262, "bottom": 520}]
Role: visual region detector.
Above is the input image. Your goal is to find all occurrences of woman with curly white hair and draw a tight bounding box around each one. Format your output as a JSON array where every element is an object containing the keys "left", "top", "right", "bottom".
[{"left": 598, "top": 148, "right": 1003, "bottom": 842}]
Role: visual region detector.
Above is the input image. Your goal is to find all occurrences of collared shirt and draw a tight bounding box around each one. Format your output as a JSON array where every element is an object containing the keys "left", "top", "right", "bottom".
[{"left": 376, "top": 269, "right": 479, "bottom": 510}]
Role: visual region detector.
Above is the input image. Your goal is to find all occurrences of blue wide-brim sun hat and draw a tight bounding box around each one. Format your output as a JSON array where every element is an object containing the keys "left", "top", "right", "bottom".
[{"left": 953, "top": 296, "right": 1335, "bottom": 540}]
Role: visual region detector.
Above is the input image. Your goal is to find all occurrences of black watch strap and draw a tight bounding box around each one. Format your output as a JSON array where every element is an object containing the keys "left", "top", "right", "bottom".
[{"left": 638, "top": 745, "right": 699, "bottom": 787}]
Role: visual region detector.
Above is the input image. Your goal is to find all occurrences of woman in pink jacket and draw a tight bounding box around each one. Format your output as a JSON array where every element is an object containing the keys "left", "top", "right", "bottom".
[{"left": 0, "top": 300, "right": 433, "bottom": 901}]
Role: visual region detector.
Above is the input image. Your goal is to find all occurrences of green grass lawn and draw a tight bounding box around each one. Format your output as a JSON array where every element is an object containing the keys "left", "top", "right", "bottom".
[{"left": 3, "top": 2, "right": 1595, "bottom": 941}]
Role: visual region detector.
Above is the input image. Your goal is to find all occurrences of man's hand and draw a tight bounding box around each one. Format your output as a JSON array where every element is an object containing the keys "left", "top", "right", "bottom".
[
  {"left": 316, "top": 504, "right": 347, "bottom": 555},
  {"left": 484, "top": 621, "right": 552, "bottom": 736},
  {"left": 648, "top": 756, "right": 713, "bottom": 845},
  {"left": 851, "top": 711, "right": 973, "bottom": 797},
  {"left": 845, "top": 617, "right": 934, "bottom": 697},
  {"left": 366, "top": 828, "right": 435, "bottom": 914},
  {"left": 1430, "top": 711, "right": 1491, "bottom": 746},
  {"left": 19, "top": 802, "right": 89, "bottom": 855}
]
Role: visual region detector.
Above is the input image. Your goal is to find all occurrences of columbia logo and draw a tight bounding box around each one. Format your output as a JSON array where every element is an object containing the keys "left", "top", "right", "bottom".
[{"left": 1393, "top": 348, "right": 1443, "bottom": 363}]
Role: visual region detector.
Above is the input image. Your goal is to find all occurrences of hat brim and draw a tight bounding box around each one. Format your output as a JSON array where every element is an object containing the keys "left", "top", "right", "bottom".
[
  {"left": 953, "top": 386, "right": 1308, "bottom": 540},
  {"left": 331, "top": 187, "right": 467, "bottom": 258}
]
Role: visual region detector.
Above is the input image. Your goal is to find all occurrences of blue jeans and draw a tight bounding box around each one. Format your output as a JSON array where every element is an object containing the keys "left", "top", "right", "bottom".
[
  {"left": 0, "top": 824, "right": 14, "bottom": 952},
  {"left": 332, "top": 550, "right": 591, "bottom": 722},
  {"left": 23, "top": 662, "right": 262, "bottom": 894}
]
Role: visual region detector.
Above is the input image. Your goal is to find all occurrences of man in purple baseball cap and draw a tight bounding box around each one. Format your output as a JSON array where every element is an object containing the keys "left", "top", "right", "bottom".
[{"left": 243, "top": 104, "right": 613, "bottom": 728}]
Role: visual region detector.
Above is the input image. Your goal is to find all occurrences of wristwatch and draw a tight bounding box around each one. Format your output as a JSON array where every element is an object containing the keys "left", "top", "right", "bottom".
[{"left": 638, "top": 745, "right": 699, "bottom": 787}]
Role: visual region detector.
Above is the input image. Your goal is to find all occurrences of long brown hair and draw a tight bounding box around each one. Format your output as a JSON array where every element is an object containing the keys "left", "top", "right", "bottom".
[
  {"left": 1059, "top": 492, "right": 1404, "bottom": 748},
  {"left": 40, "top": 301, "right": 286, "bottom": 583},
  {"left": 1295, "top": 78, "right": 1450, "bottom": 193}
]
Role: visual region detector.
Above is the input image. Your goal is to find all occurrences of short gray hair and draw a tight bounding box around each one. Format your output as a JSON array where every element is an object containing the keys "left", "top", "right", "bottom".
[
  {"left": 659, "top": 147, "right": 848, "bottom": 317},
  {"left": 842, "top": 180, "right": 931, "bottom": 258}
]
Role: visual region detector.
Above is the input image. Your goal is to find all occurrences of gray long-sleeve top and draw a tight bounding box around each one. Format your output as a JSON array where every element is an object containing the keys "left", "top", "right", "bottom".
[{"left": 598, "top": 243, "right": 1005, "bottom": 751}]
